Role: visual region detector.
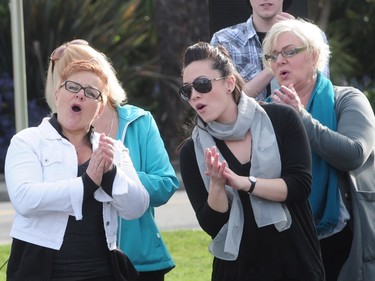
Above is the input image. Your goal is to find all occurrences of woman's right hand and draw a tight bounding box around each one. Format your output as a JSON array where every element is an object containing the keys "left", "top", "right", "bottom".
[
  {"left": 205, "top": 146, "right": 227, "bottom": 188},
  {"left": 271, "top": 84, "right": 305, "bottom": 112},
  {"left": 205, "top": 146, "right": 229, "bottom": 212}
]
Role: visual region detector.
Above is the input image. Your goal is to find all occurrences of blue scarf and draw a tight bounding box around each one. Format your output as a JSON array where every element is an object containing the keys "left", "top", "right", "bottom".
[
  {"left": 306, "top": 72, "right": 340, "bottom": 236},
  {"left": 266, "top": 72, "right": 340, "bottom": 236}
]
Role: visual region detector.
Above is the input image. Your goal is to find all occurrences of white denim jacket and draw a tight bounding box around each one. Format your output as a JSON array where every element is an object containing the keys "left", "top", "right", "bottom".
[{"left": 5, "top": 117, "right": 149, "bottom": 250}]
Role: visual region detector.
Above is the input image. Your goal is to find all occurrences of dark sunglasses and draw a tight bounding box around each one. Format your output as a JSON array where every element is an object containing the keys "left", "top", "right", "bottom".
[
  {"left": 50, "top": 39, "right": 89, "bottom": 73},
  {"left": 179, "top": 76, "right": 227, "bottom": 101},
  {"left": 60, "top": 80, "right": 102, "bottom": 101}
]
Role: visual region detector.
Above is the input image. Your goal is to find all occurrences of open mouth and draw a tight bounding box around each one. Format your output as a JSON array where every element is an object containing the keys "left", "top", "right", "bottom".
[
  {"left": 279, "top": 70, "right": 289, "bottom": 79},
  {"left": 196, "top": 104, "right": 206, "bottom": 111},
  {"left": 71, "top": 105, "right": 82, "bottom": 112}
]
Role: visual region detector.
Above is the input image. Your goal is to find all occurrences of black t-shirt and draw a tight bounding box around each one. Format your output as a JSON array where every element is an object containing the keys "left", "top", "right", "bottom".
[{"left": 51, "top": 161, "right": 111, "bottom": 280}]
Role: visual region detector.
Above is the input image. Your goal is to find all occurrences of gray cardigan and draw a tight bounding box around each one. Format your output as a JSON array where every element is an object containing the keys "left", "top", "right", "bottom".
[{"left": 299, "top": 86, "right": 375, "bottom": 280}]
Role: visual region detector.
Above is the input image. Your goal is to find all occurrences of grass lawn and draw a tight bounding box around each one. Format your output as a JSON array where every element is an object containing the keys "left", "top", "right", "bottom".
[
  {"left": 0, "top": 230, "right": 212, "bottom": 281},
  {"left": 163, "top": 230, "right": 212, "bottom": 281},
  {"left": 0, "top": 244, "right": 10, "bottom": 281}
]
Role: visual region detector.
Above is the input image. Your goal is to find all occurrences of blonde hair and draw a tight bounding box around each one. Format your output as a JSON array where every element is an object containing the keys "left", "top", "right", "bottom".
[
  {"left": 262, "top": 18, "right": 330, "bottom": 74},
  {"left": 60, "top": 59, "right": 109, "bottom": 101},
  {"left": 46, "top": 42, "right": 126, "bottom": 112}
]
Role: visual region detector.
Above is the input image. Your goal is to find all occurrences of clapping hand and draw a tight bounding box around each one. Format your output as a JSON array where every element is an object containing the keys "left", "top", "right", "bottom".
[
  {"left": 87, "top": 133, "right": 115, "bottom": 186},
  {"left": 205, "top": 146, "right": 251, "bottom": 192},
  {"left": 204, "top": 146, "right": 227, "bottom": 188}
]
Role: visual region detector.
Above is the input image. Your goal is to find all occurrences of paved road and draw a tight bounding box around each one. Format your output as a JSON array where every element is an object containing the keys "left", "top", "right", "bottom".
[
  {"left": 0, "top": 201, "right": 14, "bottom": 245},
  {"left": 0, "top": 189, "right": 200, "bottom": 246}
]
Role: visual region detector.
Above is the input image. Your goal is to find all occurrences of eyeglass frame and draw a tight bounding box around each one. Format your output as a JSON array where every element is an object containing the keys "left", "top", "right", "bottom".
[
  {"left": 60, "top": 80, "right": 103, "bottom": 101},
  {"left": 179, "top": 76, "right": 228, "bottom": 101},
  {"left": 50, "top": 39, "right": 89, "bottom": 73},
  {"left": 264, "top": 46, "right": 307, "bottom": 62}
]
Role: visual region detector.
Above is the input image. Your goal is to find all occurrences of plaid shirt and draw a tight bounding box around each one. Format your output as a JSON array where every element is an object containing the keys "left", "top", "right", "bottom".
[
  {"left": 211, "top": 16, "right": 330, "bottom": 101},
  {"left": 211, "top": 16, "right": 268, "bottom": 100}
]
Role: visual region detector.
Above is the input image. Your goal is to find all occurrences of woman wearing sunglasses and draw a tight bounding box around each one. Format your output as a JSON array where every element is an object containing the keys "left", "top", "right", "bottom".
[
  {"left": 178, "top": 42, "right": 324, "bottom": 281},
  {"left": 5, "top": 60, "right": 149, "bottom": 280},
  {"left": 45, "top": 40, "right": 179, "bottom": 281},
  {"left": 263, "top": 18, "right": 375, "bottom": 281}
]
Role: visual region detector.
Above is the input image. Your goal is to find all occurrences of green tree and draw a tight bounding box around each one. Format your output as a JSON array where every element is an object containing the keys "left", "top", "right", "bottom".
[
  {"left": 154, "top": 0, "right": 210, "bottom": 157},
  {"left": 310, "top": 0, "right": 375, "bottom": 102},
  {"left": 1, "top": 0, "right": 158, "bottom": 108},
  {"left": 0, "top": 0, "right": 165, "bottom": 170}
]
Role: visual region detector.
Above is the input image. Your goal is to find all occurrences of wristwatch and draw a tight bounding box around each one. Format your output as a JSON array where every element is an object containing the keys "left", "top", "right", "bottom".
[{"left": 248, "top": 176, "right": 257, "bottom": 194}]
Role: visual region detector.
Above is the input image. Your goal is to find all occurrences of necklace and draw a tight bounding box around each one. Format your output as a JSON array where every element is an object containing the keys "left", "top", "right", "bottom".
[
  {"left": 75, "top": 137, "right": 87, "bottom": 154},
  {"left": 107, "top": 110, "right": 115, "bottom": 136}
]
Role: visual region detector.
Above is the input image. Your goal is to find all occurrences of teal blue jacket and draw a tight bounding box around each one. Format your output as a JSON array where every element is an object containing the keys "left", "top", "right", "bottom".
[{"left": 116, "top": 104, "right": 179, "bottom": 272}]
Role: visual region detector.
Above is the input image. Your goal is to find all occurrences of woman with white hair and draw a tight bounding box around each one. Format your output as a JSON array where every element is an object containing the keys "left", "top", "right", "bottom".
[{"left": 263, "top": 18, "right": 375, "bottom": 281}]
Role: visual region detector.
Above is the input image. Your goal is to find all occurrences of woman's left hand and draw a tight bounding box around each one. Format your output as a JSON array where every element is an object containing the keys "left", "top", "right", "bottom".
[
  {"left": 86, "top": 134, "right": 115, "bottom": 185},
  {"left": 270, "top": 84, "right": 304, "bottom": 112},
  {"left": 97, "top": 133, "right": 115, "bottom": 173},
  {"left": 223, "top": 167, "right": 250, "bottom": 192},
  {"left": 204, "top": 146, "right": 227, "bottom": 188}
]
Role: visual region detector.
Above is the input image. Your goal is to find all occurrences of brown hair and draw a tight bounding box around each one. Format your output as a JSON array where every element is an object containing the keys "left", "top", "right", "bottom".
[{"left": 181, "top": 42, "right": 244, "bottom": 104}]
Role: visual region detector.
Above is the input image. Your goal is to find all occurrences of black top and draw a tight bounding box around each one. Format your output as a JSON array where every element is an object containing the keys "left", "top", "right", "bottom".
[
  {"left": 49, "top": 114, "right": 116, "bottom": 279},
  {"left": 50, "top": 161, "right": 111, "bottom": 280},
  {"left": 179, "top": 103, "right": 325, "bottom": 281}
]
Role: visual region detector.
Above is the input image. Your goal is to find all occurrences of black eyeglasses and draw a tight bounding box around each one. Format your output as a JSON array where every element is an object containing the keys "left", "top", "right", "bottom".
[
  {"left": 60, "top": 80, "right": 102, "bottom": 101},
  {"left": 179, "top": 77, "right": 227, "bottom": 101},
  {"left": 264, "top": 46, "right": 307, "bottom": 62},
  {"left": 50, "top": 39, "right": 89, "bottom": 73}
]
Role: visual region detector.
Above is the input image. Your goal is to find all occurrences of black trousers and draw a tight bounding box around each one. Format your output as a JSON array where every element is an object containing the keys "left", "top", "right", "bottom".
[
  {"left": 320, "top": 224, "right": 353, "bottom": 281},
  {"left": 138, "top": 270, "right": 166, "bottom": 281}
]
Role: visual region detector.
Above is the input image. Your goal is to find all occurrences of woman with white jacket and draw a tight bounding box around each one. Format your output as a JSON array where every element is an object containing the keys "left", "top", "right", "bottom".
[{"left": 5, "top": 59, "right": 149, "bottom": 280}]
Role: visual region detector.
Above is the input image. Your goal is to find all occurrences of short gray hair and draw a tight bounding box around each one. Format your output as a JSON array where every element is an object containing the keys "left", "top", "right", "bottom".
[{"left": 262, "top": 18, "right": 330, "bottom": 74}]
